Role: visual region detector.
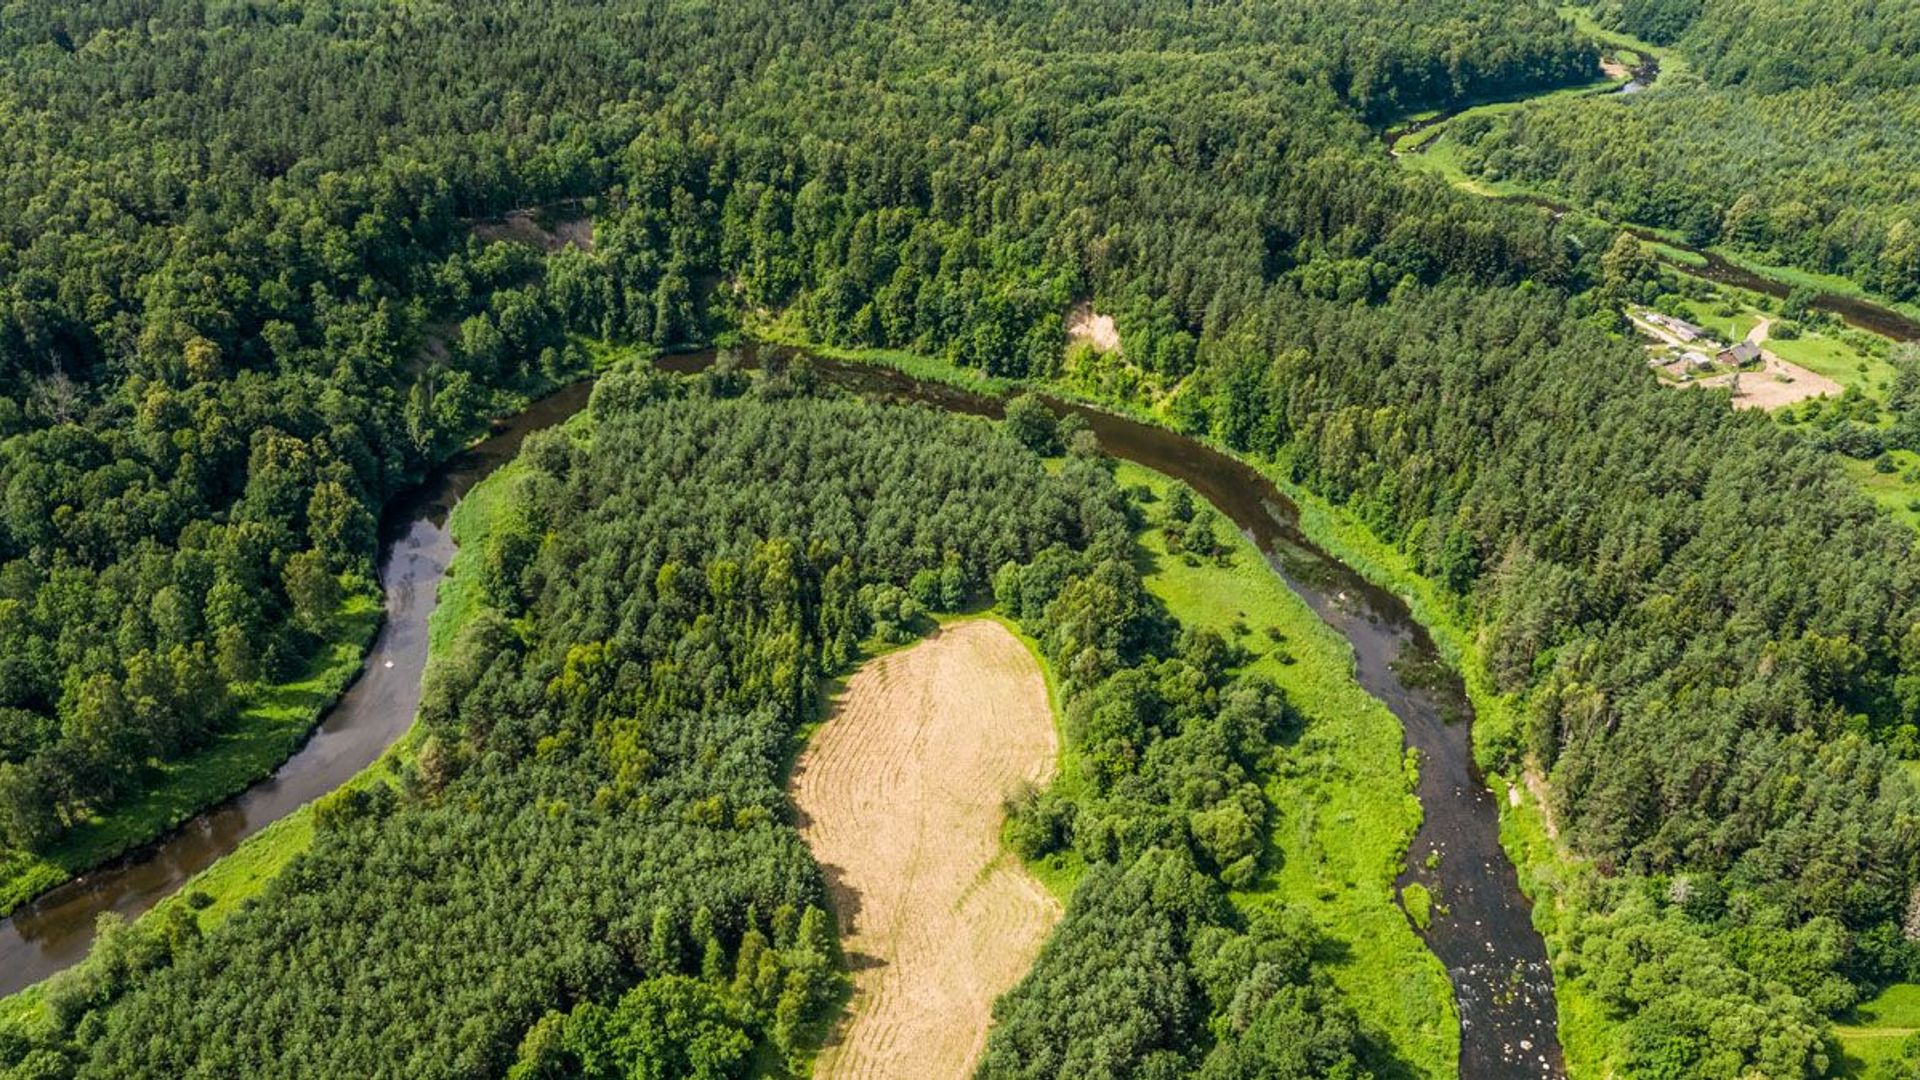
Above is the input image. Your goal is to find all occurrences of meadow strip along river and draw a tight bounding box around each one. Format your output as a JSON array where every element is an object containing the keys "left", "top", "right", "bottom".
[
  {"left": 0, "top": 382, "right": 592, "bottom": 999},
  {"left": 0, "top": 351, "right": 1561, "bottom": 1079}
]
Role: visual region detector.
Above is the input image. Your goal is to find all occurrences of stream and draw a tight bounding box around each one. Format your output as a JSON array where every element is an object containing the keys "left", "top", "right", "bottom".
[
  {"left": 0, "top": 382, "right": 592, "bottom": 999},
  {"left": 2, "top": 352, "right": 1560, "bottom": 1078}
]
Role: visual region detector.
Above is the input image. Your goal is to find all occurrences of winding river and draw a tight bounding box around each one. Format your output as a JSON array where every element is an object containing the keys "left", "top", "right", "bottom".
[
  {"left": 662, "top": 349, "right": 1564, "bottom": 1078},
  {"left": 2, "top": 351, "right": 1558, "bottom": 1078},
  {"left": 0, "top": 382, "right": 591, "bottom": 999},
  {"left": 1384, "top": 61, "right": 1920, "bottom": 344}
]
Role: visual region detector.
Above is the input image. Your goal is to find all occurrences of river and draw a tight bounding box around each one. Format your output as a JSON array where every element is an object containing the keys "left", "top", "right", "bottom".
[
  {"left": 1383, "top": 60, "right": 1920, "bottom": 344},
  {"left": 662, "top": 348, "right": 1564, "bottom": 1078},
  {"left": 1, "top": 354, "right": 1560, "bottom": 1078},
  {"left": 0, "top": 381, "right": 592, "bottom": 999}
]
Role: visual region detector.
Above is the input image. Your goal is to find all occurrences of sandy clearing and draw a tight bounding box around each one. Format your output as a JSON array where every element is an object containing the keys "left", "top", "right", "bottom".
[
  {"left": 1693, "top": 352, "right": 1841, "bottom": 410},
  {"left": 792, "top": 620, "right": 1061, "bottom": 1080},
  {"left": 1067, "top": 303, "right": 1121, "bottom": 353},
  {"left": 1642, "top": 311, "right": 1841, "bottom": 409}
]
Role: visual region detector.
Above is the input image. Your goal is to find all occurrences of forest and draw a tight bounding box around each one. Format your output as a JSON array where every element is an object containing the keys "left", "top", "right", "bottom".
[
  {"left": 0, "top": 377, "right": 1381, "bottom": 1077},
  {"left": 1436, "top": 0, "right": 1920, "bottom": 302},
  {"left": 2, "top": 0, "right": 1919, "bottom": 1076}
]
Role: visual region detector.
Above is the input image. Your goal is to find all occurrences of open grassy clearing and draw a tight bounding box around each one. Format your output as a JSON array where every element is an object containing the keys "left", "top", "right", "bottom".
[
  {"left": 1390, "top": 73, "right": 1624, "bottom": 151},
  {"left": 1556, "top": 4, "right": 1689, "bottom": 84},
  {"left": 0, "top": 586, "right": 382, "bottom": 919},
  {"left": 1113, "top": 460, "right": 1457, "bottom": 1077},
  {"left": 1835, "top": 983, "right": 1920, "bottom": 1075},
  {"left": 1840, "top": 453, "right": 1920, "bottom": 530},
  {"left": 1663, "top": 280, "right": 1903, "bottom": 398},
  {"left": 793, "top": 619, "right": 1061, "bottom": 1080}
]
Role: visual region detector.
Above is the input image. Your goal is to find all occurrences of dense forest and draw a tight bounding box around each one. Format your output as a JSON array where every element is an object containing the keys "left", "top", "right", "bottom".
[
  {"left": 1439, "top": 0, "right": 1920, "bottom": 301},
  {"left": 0, "top": 380, "right": 1382, "bottom": 1077},
  {"left": 0, "top": 0, "right": 1595, "bottom": 863},
  {"left": 3, "top": 0, "right": 1920, "bottom": 1075}
]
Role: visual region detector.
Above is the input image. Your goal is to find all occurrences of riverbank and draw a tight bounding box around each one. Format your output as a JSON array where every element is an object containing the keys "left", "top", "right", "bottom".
[
  {"left": 735, "top": 334, "right": 1603, "bottom": 1074},
  {"left": 0, "top": 354, "right": 608, "bottom": 926},
  {"left": 666, "top": 337, "right": 1563, "bottom": 1075},
  {"left": 1115, "top": 459, "right": 1457, "bottom": 1076},
  {"left": 0, "top": 376, "right": 598, "bottom": 1001},
  {"left": 0, "top": 587, "right": 382, "bottom": 919},
  {"left": 0, "top": 437, "right": 539, "bottom": 1024},
  {"left": 1387, "top": 17, "right": 1920, "bottom": 346}
]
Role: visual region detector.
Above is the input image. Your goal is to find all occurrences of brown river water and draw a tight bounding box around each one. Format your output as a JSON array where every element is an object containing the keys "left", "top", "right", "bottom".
[{"left": 2, "top": 353, "right": 1559, "bottom": 1078}]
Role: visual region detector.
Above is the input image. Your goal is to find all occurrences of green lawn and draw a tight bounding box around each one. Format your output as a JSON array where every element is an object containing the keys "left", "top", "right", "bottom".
[
  {"left": 1114, "top": 460, "right": 1457, "bottom": 1078},
  {"left": 1769, "top": 330, "right": 1896, "bottom": 399},
  {"left": 1840, "top": 452, "right": 1920, "bottom": 533},
  {"left": 1665, "top": 296, "right": 1762, "bottom": 347},
  {"left": 1836, "top": 983, "right": 1920, "bottom": 1075},
  {"left": 0, "top": 586, "right": 382, "bottom": 918}
]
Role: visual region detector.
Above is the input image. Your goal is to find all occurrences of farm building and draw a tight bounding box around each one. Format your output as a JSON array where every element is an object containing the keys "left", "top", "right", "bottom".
[
  {"left": 1718, "top": 341, "right": 1761, "bottom": 366},
  {"left": 1647, "top": 312, "right": 1707, "bottom": 342}
]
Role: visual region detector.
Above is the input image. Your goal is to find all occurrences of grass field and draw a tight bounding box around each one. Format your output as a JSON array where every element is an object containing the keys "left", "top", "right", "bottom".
[
  {"left": 1836, "top": 983, "right": 1920, "bottom": 1075},
  {"left": 1114, "top": 460, "right": 1458, "bottom": 1078},
  {"left": 1840, "top": 452, "right": 1920, "bottom": 533},
  {"left": 0, "top": 586, "right": 382, "bottom": 918}
]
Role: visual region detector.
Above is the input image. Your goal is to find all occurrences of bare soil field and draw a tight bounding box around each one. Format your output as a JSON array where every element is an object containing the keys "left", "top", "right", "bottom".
[
  {"left": 1694, "top": 353, "right": 1841, "bottom": 409},
  {"left": 792, "top": 620, "right": 1060, "bottom": 1080}
]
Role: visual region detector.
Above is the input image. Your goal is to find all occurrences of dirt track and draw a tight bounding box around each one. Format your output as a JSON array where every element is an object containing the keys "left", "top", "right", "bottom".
[{"left": 792, "top": 620, "right": 1060, "bottom": 1079}]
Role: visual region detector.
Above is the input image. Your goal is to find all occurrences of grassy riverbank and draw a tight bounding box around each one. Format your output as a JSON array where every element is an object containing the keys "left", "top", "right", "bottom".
[
  {"left": 1114, "top": 460, "right": 1456, "bottom": 1077},
  {"left": 747, "top": 311, "right": 1019, "bottom": 398},
  {"left": 769, "top": 335, "right": 1619, "bottom": 1074},
  {"left": 0, "top": 586, "right": 382, "bottom": 919},
  {"left": 1555, "top": 3, "right": 1689, "bottom": 84},
  {"left": 0, "top": 454, "right": 532, "bottom": 1024}
]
